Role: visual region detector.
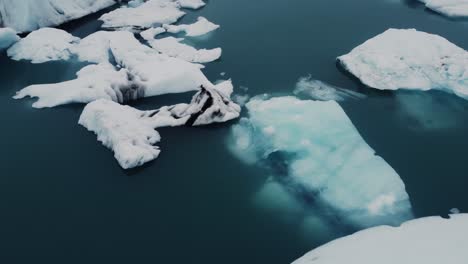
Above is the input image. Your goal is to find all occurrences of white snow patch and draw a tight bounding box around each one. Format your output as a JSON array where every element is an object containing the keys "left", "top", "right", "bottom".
[
  {"left": 338, "top": 29, "right": 468, "bottom": 100},
  {"left": 293, "top": 214, "right": 468, "bottom": 264},
  {"left": 7, "top": 27, "right": 79, "bottom": 63},
  {"left": 164, "top": 17, "right": 219, "bottom": 37},
  {"left": 418, "top": 0, "right": 468, "bottom": 17},
  {"left": 140, "top": 27, "right": 166, "bottom": 41}
]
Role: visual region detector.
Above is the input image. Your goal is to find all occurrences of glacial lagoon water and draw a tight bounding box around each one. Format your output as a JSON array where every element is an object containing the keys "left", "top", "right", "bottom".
[{"left": 1, "top": 0, "right": 468, "bottom": 263}]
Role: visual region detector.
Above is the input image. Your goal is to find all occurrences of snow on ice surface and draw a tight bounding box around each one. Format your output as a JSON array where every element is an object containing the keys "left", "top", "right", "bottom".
[
  {"left": 418, "top": 0, "right": 468, "bottom": 17},
  {"left": 229, "top": 96, "right": 413, "bottom": 227},
  {"left": 338, "top": 29, "right": 468, "bottom": 100},
  {"left": 7, "top": 27, "right": 79, "bottom": 63},
  {"left": 99, "top": 0, "right": 187, "bottom": 30},
  {"left": 164, "top": 17, "right": 219, "bottom": 37},
  {"left": 0, "top": 27, "right": 19, "bottom": 50},
  {"left": 293, "top": 214, "right": 468, "bottom": 264},
  {"left": 0, "top": 0, "right": 116, "bottom": 33},
  {"left": 147, "top": 36, "right": 222, "bottom": 63},
  {"left": 293, "top": 75, "right": 365, "bottom": 101},
  {"left": 140, "top": 27, "right": 166, "bottom": 41},
  {"left": 14, "top": 31, "right": 215, "bottom": 107},
  {"left": 178, "top": 0, "right": 205, "bottom": 9},
  {"left": 80, "top": 81, "right": 240, "bottom": 169}
]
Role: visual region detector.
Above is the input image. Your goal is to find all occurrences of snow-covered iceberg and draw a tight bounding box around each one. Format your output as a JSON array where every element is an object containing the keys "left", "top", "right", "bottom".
[
  {"left": 338, "top": 29, "right": 468, "bottom": 100},
  {"left": 164, "top": 17, "right": 219, "bottom": 37},
  {"left": 293, "top": 76, "right": 365, "bottom": 101},
  {"left": 146, "top": 36, "right": 222, "bottom": 63},
  {"left": 80, "top": 81, "right": 240, "bottom": 169},
  {"left": 0, "top": 27, "right": 19, "bottom": 50},
  {"left": 0, "top": 0, "right": 116, "bottom": 33},
  {"left": 7, "top": 27, "right": 79, "bottom": 63},
  {"left": 293, "top": 214, "right": 468, "bottom": 264},
  {"left": 418, "top": 0, "right": 468, "bottom": 17},
  {"left": 99, "top": 0, "right": 204, "bottom": 30},
  {"left": 229, "top": 96, "right": 413, "bottom": 227},
  {"left": 14, "top": 31, "right": 214, "bottom": 107}
]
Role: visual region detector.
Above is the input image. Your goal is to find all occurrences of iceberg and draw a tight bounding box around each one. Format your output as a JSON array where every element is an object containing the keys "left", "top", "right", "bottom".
[
  {"left": 14, "top": 31, "right": 214, "bottom": 107},
  {"left": 229, "top": 96, "right": 413, "bottom": 227},
  {"left": 7, "top": 27, "right": 79, "bottom": 63},
  {"left": 338, "top": 29, "right": 468, "bottom": 100},
  {"left": 178, "top": 0, "right": 205, "bottom": 9},
  {"left": 99, "top": 0, "right": 199, "bottom": 30},
  {"left": 0, "top": 0, "right": 116, "bottom": 33},
  {"left": 293, "top": 75, "right": 365, "bottom": 101},
  {"left": 79, "top": 81, "right": 240, "bottom": 169},
  {"left": 164, "top": 17, "right": 219, "bottom": 37},
  {"left": 0, "top": 27, "right": 19, "bottom": 50},
  {"left": 418, "top": 0, "right": 468, "bottom": 17},
  {"left": 146, "top": 36, "right": 222, "bottom": 63},
  {"left": 293, "top": 214, "right": 468, "bottom": 264}
]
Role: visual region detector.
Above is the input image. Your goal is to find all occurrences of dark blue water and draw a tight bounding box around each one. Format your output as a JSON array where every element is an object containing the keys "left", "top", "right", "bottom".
[{"left": 1, "top": 0, "right": 468, "bottom": 263}]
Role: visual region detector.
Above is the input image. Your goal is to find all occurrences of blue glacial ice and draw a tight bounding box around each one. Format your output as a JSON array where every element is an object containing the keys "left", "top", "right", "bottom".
[{"left": 228, "top": 96, "right": 413, "bottom": 228}]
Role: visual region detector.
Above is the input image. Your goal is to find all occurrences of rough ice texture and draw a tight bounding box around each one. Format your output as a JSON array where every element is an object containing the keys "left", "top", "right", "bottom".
[
  {"left": 14, "top": 31, "right": 214, "bottom": 107},
  {"left": 0, "top": 27, "right": 19, "bottom": 50},
  {"left": 164, "top": 17, "right": 219, "bottom": 37},
  {"left": 418, "top": 0, "right": 468, "bottom": 17},
  {"left": 80, "top": 81, "right": 240, "bottom": 169},
  {"left": 293, "top": 214, "right": 468, "bottom": 264},
  {"left": 293, "top": 76, "right": 365, "bottom": 101},
  {"left": 229, "top": 96, "right": 413, "bottom": 227},
  {"left": 147, "top": 36, "right": 222, "bottom": 63},
  {"left": 338, "top": 29, "right": 468, "bottom": 100},
  {"left": 0, "top": 0, "right": 116, "bottom": 33},
  {"left": 7, "top": 27, "right": 79, "bottom": 63},
  {"left": 99, "top": 0, "right": 186, "bottom": 30}
]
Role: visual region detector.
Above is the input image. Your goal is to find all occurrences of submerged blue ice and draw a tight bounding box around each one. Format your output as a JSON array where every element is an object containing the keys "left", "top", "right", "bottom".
[{"left": 229, "top": 96, "right": 413, "bottom": 228}]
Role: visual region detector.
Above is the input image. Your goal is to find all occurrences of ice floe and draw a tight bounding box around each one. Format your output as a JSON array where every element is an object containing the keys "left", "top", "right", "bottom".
[
  {"left": 164, "top": 17, "right": 219, "bottom": 37},
  {"left": 229, "top": 96, "right": 413, "bottom": 227},
  {"left": 140, "top": 27, "right": 166, "bottom": 41},
  {"left": 293, "top": 214, "right": 468, "bottom": 264},
  {"left": 99, "top": 0, "right": 201, "bottom": 30},
  {"left": 146, "top": 36, "right": 222, "bottom": 63},
  {"left": 293, "top": 75, "right": 365, "bottom": 101},
  {"left": 338, "top": 29, "right": 468, "bottom": 100},
  {"left": 418, "top": 0, "right": 468, "bottom": 17},
  {"left": 7, "top": 27, "right": 79, "bottom": 63},
  {"left": 80, "top": 81, "right": 240, "bottom": 169},
  {"left": 0, "top": 27, "right": 19, "bottom": 50},
  {"left": 0, "top": 0, "right": 116, "bottom": 33}
]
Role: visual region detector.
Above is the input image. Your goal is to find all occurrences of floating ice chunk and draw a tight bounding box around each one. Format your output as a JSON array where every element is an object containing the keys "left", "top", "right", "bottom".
[
  {"left": 338, "top": 29, "right": 468, "bottom": 100},
  {"left": 292, "top": 214, "right": 468, "bottom": 264},
  {"left": 178, "top": 0, "right": 205, "bottom": 9},
  {"left": 0, "top": 28, "right": 19, "bottom": 50},
  {"left": 80, "top": 81, "right": 240, "bottom": 169},
  {"left": 79, "top": 99, "right": 162, "bottom": 169},
  {"left": 147, "top": 36, "right": 222, "bottom": 63},
  {"left": 99, "top": 0, "right": 185, "bottom": 30},
  {"left": 72, "top": 30, "right": 126, "bottom": 64},
  {"left": 13, "top": 63, "right": 132, "bottom": 108},
  {"left": 229, "top": 96, "right": 413, "bottom": 227},
  {"left": 418, "top": 0, "right": 468, "bottom": 17},
  {"left": 0, "top": 0, "right": 116, "bottom": 33},
  {"left": 214, "top": 79, "right": 234, "bottom": 97},
  {"left": 293, "top": 76, "right": 365, "bottom": 101},
  {"left": 140, "top": 27, "right": 166, "bottom": 41},
  {"left": 7, "top": 27, "right": 79, "bottom": 63},
  {"left": 164, "top": 17, "right": 219, "bottom": 37}
]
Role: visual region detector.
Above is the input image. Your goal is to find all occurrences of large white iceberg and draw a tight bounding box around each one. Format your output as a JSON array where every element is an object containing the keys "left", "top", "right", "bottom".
[
  {"left": 164, "top": 17, "right": 219, "bottom": 37},
  {"left": 0, "top": 27, "right": 19, "bottom": 50},
  {"left": 293, "top": 214, "right": 468, "bottom": 264},
  {"left": 338, "top": 29, "right": 468, "bottom": 100},
  {"left": 229, "top": 96, "right": 413, "bottom": 227},
  {"left": 7, "top": 27, "right": 79, "bottom": 63},
  {"left": 99, "top": 0, "right": 204, "bottom": 30},
  {"left": 14, "top": 31, "right": 214, "bottom": 107},
  {"left": 146, "top": 36, "right": 222, "bottom": 63},
  {"left": 80, "top": 81, "right": 240, "bottom": 169},
  {"left": 418, "top": 0, "right": 468, "bottom": 17},
  {"left": 0, "top": 0, "right": 116, "bottom": 33}
]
